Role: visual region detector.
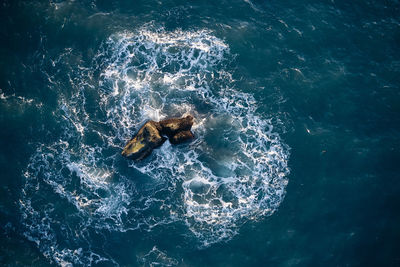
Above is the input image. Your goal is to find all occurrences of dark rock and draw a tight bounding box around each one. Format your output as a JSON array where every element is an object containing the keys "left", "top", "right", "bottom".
[
  {"left": 159, "top": 115, "right": 194, "bottom": 138},
  {"left": 170, "top": 130, "right": 195, "bottom": 144},
  {"left": 122, "top": 115, "right": 195, "bottom": 161},
  {"left": 121, "top": 121, "right": 167, "bottom": 160}
]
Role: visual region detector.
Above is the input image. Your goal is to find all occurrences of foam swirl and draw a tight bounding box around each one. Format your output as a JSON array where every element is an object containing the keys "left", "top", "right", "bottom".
[{"left": 20, "top": 25, "right": 290, "bottom": 266}]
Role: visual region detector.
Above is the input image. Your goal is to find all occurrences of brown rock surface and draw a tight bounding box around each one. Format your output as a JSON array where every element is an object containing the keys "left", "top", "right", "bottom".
[
  {"left": 170, "top": 130, "right": 195, "bottom": 145},
  {"left": 121, "top": 121, "right": 166, "bottom": 160},
  {"left": 159, "top": 115, "right": 194, "bottom": 138},
  {"left": 122, "top": 115, "right": 195, "bottom": 161}
]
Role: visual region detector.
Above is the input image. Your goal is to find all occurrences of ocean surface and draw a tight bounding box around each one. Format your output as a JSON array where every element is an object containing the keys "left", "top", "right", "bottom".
[{"left": 1, "top": 0, "right": 399, "bottom": 266}]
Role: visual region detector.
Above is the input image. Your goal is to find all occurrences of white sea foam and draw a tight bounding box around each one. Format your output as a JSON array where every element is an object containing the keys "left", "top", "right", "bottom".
[
  {"left": 138, "top": 246, "right": 178, "bottom": 266},
  {"left": 0, "top": 89, "right": 43, "bottom": 109},
  {"left": 20, "top": 24, "right": 290, "bottom": 266}
]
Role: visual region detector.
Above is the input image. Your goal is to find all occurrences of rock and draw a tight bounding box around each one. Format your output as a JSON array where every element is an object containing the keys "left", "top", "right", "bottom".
[
  {"left": 122, "top": 115, "right": 195, "bottom": 161},
  {"left": 121, "top": 120, "right": 167, "bottom": 160},
  {"left": 159, "top": 115, "right": 194, "bottom": 138},
  {"left": 170, "top": 130, "right": 195, "bottom": 144}
]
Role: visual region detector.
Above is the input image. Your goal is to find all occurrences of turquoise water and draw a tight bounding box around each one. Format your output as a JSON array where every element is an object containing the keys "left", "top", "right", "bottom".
[{"left": 1, "top": 0, "right": 400, "bottom": 266}]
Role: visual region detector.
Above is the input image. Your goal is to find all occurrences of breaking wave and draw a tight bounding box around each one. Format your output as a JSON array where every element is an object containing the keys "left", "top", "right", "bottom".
[{"left": 20, "top": 25, "right": 290, "bottom": 266}]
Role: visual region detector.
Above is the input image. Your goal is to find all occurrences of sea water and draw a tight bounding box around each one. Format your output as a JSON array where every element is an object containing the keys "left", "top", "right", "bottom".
[{"left": 1, "top": 0, "right": 399, "bottom": 266}]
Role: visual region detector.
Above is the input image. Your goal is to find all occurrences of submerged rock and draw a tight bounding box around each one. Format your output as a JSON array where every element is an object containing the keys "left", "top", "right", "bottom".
[{"left": 122, "top": 115, "right": 195, "bottom": 160}]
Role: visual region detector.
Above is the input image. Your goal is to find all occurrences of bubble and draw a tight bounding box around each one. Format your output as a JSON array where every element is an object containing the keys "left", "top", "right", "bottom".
[{"left": 20, "top": 24, "right": 290, "bottom": 266}]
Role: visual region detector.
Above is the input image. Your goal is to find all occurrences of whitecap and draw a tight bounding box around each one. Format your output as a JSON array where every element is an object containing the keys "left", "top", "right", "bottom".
[{"left": 20, "top": 24, "right": 290, "bottom": 265}]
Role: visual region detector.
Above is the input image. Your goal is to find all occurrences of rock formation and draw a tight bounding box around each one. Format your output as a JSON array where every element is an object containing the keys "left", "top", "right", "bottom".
[
  {"left": 169, "top": 130, "right": 195, "bottom": 145},
  {"left": 122, "top": 115, "right": 194, "bottom": 160},
  {"left": 121, "top": 120, "right": 167, "bottom": 160},
  {"left": 159, "top": 115, "right": 194, "bottom": 138}
]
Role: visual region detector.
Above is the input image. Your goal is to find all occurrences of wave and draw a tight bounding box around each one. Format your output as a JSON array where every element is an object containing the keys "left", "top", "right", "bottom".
[{"left": 20, "top": 24, "right": 290, "bottom": 266}]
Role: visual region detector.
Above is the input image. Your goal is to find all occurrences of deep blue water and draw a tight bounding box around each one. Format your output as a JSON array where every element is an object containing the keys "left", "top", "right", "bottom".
[{"left": 1, "top": 0, "right": 400, "bottom": 266}]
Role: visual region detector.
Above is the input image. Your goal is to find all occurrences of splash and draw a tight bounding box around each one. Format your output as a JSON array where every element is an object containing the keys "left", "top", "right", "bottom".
[{"left": 20, "top": 25, "right": 290, "bottom": 266}]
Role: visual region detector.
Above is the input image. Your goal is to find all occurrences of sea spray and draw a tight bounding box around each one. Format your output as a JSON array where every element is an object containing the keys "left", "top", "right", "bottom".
[{"left": 20, "top": 24, "right": 290, "bottom": 266}]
